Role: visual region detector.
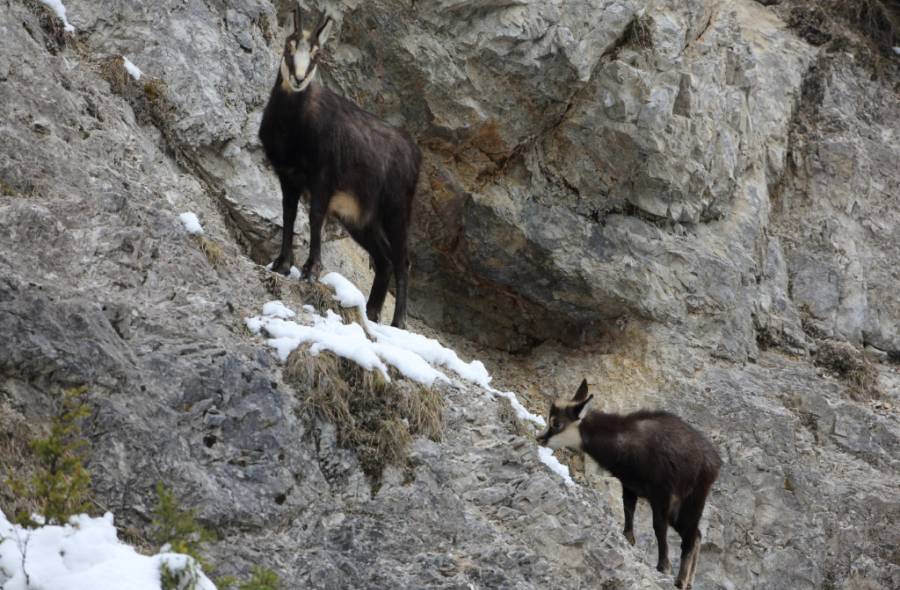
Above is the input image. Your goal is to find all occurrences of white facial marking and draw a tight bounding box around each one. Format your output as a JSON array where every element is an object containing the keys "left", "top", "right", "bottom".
[
  {"left": 547, "top": 421, "right": 582, "bottom": 451},
  {"left": 293, "top": 43, "right": 312, "bottom": 80}
]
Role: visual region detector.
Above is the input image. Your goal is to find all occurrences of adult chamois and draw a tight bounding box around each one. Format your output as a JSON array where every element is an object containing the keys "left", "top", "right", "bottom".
[
  {"left": 259, "top": 8, "right": 421, "bottom": 328},
  {"left": 537, "top": 380, "right": 721, "bottom": 589}
]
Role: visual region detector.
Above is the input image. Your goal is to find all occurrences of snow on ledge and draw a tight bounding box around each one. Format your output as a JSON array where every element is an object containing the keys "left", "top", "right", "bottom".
[
  {"left": 538, "top": 446, "right": 576, "bottom": 487},
  {"left": 178, "top": 212, "right": 203, "bottom": 235},
  {"left": 249, "top": 271, "right": 546, "bottom": 425},
  {"left": 261, "top": 300, "right": 295, "bottom": 319},
  {"left": 0, "top": 510, "right": 216, "bottom": 590},
  {"left": 39, "top": 0, "right": 75, "bottom": 32},
  {"left": 122, "top": 56, "right": 142, "bottom": 80},
  {"left": 490, "top": 389, "right": 545, "bottom": 427},
  {"left": 251, "top": 271, "right": 558, "bottom": 471},
  {"left": 320, "top": 272, "right": 366, "bottom": 315}
]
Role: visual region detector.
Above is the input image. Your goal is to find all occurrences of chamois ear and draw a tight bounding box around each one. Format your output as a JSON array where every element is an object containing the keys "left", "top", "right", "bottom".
[
  {"left": 572, "top": 378, "right": 589, "bottom": 401},
  {"left": 292, "top": 7, "right": 303, "bottom": 33},
  {"left": 315, "top": 15, "right": 334, "bottom": 46},
  {"left": 571, "top": 394, "right": 594, "bottom": 419}
]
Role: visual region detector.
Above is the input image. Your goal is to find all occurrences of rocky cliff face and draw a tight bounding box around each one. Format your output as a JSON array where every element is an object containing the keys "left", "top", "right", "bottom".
[{"left": 1, "top": 0, "right": 898, "bottom": 589}]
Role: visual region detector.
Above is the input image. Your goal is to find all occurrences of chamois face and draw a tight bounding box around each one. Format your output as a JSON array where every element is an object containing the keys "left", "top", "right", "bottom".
[
  {"left": 536, "top": 379, "right": 593, "bottom": 450},
  {"left": 280, "top": 10, "right": 333, "bottom": 93}
]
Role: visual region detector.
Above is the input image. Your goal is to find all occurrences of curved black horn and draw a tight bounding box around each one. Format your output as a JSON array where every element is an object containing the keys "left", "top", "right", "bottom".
[{"left": 292, "top": 7, "right": 303, "bottom": 32}]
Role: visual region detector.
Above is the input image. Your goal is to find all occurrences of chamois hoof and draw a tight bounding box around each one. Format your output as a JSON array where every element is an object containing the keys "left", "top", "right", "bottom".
[
  {"left": 624, "top": 530, "right": 636, "bottom": 546},
  {"left": 674, "top": 579, "right": 690, "bottom": 589},
  {"left": 300, "top": 260, "right": 322, "bottom": 281},
  {"left": 657, "top": 561, "right": 672, "bottom": 575},
  {"left": 270, "top": 257, "right": 294, "bottom": 276}
]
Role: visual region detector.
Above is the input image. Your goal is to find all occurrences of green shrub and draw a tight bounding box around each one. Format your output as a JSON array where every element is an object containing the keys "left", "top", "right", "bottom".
[
  {"left": 4, "top": 386, "right": 92, "bottom": 526},
  {"left": 151, "top": 485, "right": 283, "bottom": 589},
  {"left": 160, "top": 557, "right": 205, "bottom": 590},
  {"left": 150, "top": 482, "right": 215, "bottom": 569},
  {"left": 240, "top": 567, "right": 282, "bottom": 590}
]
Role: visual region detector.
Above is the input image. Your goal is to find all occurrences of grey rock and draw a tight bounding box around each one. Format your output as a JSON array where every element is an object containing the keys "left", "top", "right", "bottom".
[{"left": 0, "top": 1, "right": 897, "bottom": 589}]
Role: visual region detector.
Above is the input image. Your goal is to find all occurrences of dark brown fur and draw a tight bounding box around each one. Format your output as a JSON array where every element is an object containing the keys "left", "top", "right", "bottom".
[{"left": 259, "top": 10, "right": 421, "bottom": 328}]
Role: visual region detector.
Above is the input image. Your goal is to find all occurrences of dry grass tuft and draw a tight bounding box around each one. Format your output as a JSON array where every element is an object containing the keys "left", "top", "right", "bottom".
[
  {"left": 195, "top": 235, "right": 226, "bottom": 268},
  {"left": 0, "top": 178, "right": 20, "bottom": 198},
  {"left": 286, "top": 346, "right": 445, "bottom": 487},
  {"left": 259, "top": 268, "right": 283, "bottom": 297},
  {"left": 288, "top": 280, "right": 370, "bottom": 330},
  {"left": 814, "top": 339, "right": 882, "bottom": 401},
  {"left": 289, "top": 281, "right": 336, "bottom": 315}
]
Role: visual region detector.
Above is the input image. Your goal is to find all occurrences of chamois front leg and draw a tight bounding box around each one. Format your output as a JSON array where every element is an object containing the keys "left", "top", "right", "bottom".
[
  {"left": 301, "top": 196, "right": 326, "bottom": 281},
  {"left": 622, "top": 487, "right": 637, "bottom": 546},
  {"left": 271, "top": 178, "right": 300, "bottom": 275}
]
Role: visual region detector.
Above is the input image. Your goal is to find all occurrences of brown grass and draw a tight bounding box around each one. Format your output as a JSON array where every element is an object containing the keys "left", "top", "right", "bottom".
[
  {"left": 0, "top": 178, "right": 20, "bottom": 198},
  {"left": 814, "top": 339, "right": 882, "bottom": 401},
  {"left": 196, "top": 235, "right": 226, "bottom": 268},
  {"left": 285, "top": 346, "right": 444, "bottom": 488}
]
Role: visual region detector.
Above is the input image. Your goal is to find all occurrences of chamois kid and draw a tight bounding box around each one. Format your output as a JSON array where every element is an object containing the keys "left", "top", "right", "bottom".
[
  {"left": 537, "top": 380, "right": 721, "bottom": 589},
  {"left": 259, "top": 8, "right": 421, "bottom": 328}
]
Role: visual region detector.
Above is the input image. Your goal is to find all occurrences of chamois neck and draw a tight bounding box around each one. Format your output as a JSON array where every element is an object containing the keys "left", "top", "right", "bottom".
[{"left": 272, "top": 78, "right": 318, "bottom": 103}]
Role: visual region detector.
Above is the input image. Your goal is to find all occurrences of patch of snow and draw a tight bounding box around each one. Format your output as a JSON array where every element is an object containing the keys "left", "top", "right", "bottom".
[
  {"left": 371, "top": 340, "right": 449, "bottom": 386},
  {"left": 39, "top": 0, "right": 75, "bottom": 32},
  {"left": 264, "top": 262, "right": 302, "bottom": 280},
  {"left": 245, "top": 316, "right": 264, "bottom": 335},
  {"left": 538, "top": 446, "right": 575, "bottom": 487},
  {"left": 366, "top": 323, "right": 491, "bottom": 387},
  {"left": 261, "top": 300, "right": 295, "bottom": 319},
  {"left": 250, "top": 310, "right": 391, "bottom": 378},
  {"left": 0, "top": 510, "right": 216, "bottom": 590},
  {"left": 320, "top": 272, "right": 366, "bottom": 314},
  {"left": 122, "top": 56, "right": 142, "bottom": 80},
  {"left": 894, "top": 47, "right": 900, "bottom": 56},
  {"left": 246, "top": 271, "right": 546, "bottom": 425},
  {"left": 178, "top": 212, "right": 203, "bottom": 235}
]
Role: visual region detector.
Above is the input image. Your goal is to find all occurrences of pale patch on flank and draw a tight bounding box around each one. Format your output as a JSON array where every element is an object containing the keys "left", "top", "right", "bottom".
[
  {"left": 328, "top": 191, "right": 361, "bottom": 223},
  {"left": 547, "top": 421, "right": 582, "bottom": 451}
]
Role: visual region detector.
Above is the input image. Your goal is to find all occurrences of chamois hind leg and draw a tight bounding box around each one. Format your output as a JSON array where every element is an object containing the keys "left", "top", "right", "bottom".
[
  {"left": 622, "top": 487, "right": 637, "bottom": 546},
  {"left": 673, "top": 491, "right": 707, "bottom": 589},
  {"left": 650, "top": 495, "right": 672, "bottom": 574},
  {"left": 349, "top": 226, "right": 392, "bottom": 323},
  {"left": 385, "top": 210, "right": 411, "bottom": 329}
]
